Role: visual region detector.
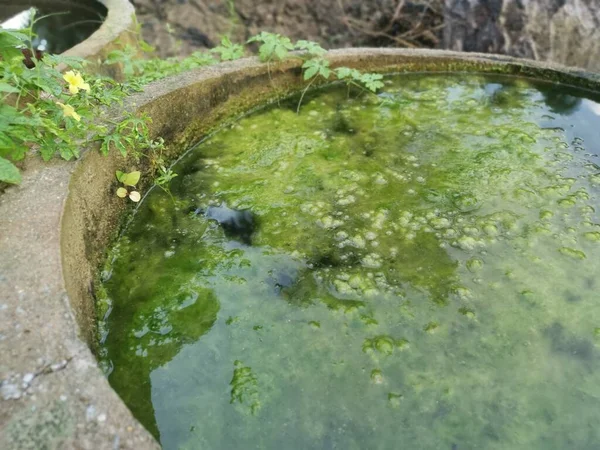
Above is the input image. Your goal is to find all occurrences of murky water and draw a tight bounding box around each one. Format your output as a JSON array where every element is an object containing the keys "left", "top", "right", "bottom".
[
  {"left": 98, "top": 74, "right": 600, "bottom": 449},
  {"left": 1, "top": 2, "right": 106, "bottom": 54}
]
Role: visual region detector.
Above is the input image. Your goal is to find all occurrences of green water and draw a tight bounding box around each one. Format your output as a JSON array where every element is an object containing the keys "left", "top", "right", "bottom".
[{"left": 98, "top": 74, "right": 600, "bottom": 450}]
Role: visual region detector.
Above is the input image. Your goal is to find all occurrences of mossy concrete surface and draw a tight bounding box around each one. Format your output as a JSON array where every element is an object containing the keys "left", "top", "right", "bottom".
[{"left": 1, "top": 49, "right": 600, "bottom": 448}]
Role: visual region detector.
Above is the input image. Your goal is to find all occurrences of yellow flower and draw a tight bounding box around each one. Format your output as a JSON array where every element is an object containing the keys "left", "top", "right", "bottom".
[
  {"left": 63, "top": 70, "right": 90, "bottom": 95},
  {"left": 56, "top": 102, "right": 81, "bottom": 122}
]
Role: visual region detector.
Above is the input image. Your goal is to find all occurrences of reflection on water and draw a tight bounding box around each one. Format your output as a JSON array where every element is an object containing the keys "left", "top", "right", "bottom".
[
  {"left": 99, "top": 74, "right": 600, "bottom": 450},
  {"left": 1, "top": 2, "right": 106, "bottom": 54}
]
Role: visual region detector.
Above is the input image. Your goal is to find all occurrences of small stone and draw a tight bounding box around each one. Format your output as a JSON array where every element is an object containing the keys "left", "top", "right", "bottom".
[
  {"left": 22, "top": 373, "right": 34, "bottom": 386},
  {"left": 0, "top": 383, "right": 21, "bottom": 400},
  {"left": 86, "top": 405, "right": 97, "bottom": 421}
]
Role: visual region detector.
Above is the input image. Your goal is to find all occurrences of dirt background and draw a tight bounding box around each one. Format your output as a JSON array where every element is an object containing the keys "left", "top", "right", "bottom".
[
  {"left": 132, "top": 0, "right": 443, "bottom": 56},
  {"left": 132, "top": 0, "right": 600, "bottom": 72}
]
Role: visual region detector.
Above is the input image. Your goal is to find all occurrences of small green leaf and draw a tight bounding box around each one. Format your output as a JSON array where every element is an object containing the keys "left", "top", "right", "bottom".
[
  {"left": 122, "top": 171, "right": 141, "bottom": 187},
  {"left": 302, "top": 58, "right": 330, "bottom": 81},
  {"left": 295, "top": 40, "right": 326, "bottom": 57},
  {"left": 335, "top": 67, "right": 361, "bottom": 80},
  {"left": 58, "top": 145, "right": 76, "bottom": 161},
  {"left": 319, "top": 66, "right": 331, "bottom": 79},
  {"left": 0, "top": 82, "right": 19, "bottom": 94},
  {"left": 139, "top": 39, "right": 155, "bottom": 54},
  {"left": 116, "top": 187, "right": 128, "bottom": 198},
  {"left": 304, "top": 65, "right": 318, "bottom": 80},
  {"left": 44, "top": 54, "right": 85, "bottom": 70},
  {"left": 100, "top": 134, "right": 127, "bottom": 156},
  {"left": 0, "top": 156, "right": 21, "bottom": 184},
  {"left": 248, "top": 32, "right": 294, "bottom": 62},
  {"left": 0, "top": 28, "right": 29, "bottom": 51},
  {"left": 210, "top": 36, "right": 244, "bottom": 61},
  {"left": 359, "top": 73, "right": 384, "bottom": 92},
  {"left": 116, "top": 170, "right": 126, "bottom": 183}
]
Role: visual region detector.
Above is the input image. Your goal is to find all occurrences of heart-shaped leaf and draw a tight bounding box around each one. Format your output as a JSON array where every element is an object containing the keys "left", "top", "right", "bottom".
[{"left": 122, "top": 171, "right": 140, "bottom": 187}]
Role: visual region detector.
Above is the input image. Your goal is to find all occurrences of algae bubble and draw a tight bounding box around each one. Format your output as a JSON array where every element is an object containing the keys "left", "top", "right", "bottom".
[{"left": 98, "top": 74, "right": 600, "bottom": 450}]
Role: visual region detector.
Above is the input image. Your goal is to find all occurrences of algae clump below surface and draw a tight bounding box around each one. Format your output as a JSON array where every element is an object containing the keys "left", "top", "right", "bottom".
[{"left": 98, "top": 74, "right": 600, "bottom": 450}]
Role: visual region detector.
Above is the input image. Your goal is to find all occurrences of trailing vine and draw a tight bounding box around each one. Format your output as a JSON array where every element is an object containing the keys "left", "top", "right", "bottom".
[{"left": 0, "top": 16, "right": 384, "bottom": 197}]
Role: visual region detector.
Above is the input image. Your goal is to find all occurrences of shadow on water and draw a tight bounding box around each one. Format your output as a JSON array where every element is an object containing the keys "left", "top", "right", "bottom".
[
  {"left": 541, "top": 89, "right": 582, "bottom": 115},
  {"left": 104, "top": 272, "right": 220, "bottom": 440}
]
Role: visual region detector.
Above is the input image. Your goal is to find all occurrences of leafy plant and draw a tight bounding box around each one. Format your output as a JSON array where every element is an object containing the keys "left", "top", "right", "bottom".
[
  {"left": 0, "top": 156, "right": 21, "bottom": 184},
  {"left": 0, "top": 23, "right": 386, "bottom": 190},
  {"left": 104, "top": 45, "right": 145, "bottom": 78},
  {"left": 248, "top": 32, "right": 295, "bottom": 62},
  {"left": 335, "top": 67, "right": 384, "bottom": 94},
  {"left": 295, "top": 40, "right": 327, "bottom": 57},
  {"left": 210, "top": 36, "right": 244, "bottom": 61},
  {"left": 296, "top": 57, "right": 331, "bottom": 112},
  {"left": 302, "top": 57, "right": 331, "bottom": 80},
  {"left": 155, "top": 164, "right": 178, "bottom": 199},
  {"left": 116, "top": 170, "right": 141, "bottom": 202},
  {"left": 359, "top": 72, "right": 385, "bottom": 92}
]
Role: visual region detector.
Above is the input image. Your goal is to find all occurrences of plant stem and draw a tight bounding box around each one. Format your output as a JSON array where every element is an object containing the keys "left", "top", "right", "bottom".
[{"left": 296, "top": 76, "right": 317, "bottom": 114}]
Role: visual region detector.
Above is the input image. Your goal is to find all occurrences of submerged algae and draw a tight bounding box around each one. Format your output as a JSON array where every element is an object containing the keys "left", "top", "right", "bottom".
[{"left": 100, "top": 74, "right": 600, "bottom": 450}]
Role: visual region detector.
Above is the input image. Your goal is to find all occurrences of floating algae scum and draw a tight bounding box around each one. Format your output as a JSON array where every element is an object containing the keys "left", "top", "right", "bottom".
[{"left": 95, "top": 72, "right": 600, "bottom": 449}]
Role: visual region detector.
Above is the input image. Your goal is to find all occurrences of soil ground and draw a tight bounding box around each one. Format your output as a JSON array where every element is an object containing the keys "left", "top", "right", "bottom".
[{"left": 132, "top": 0, "right": 444, "bottom": 57}]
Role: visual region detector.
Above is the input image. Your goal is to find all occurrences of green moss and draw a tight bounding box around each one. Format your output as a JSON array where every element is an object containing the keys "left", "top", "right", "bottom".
[
  {"left": 559, "top": 247, "right": 587, "bottom": 259},
  {"left": 99, "top": 74, "right": 600, "bottom": 450},
  {"left": 230, "top": 360, "right": 261, "bottom": 415}
]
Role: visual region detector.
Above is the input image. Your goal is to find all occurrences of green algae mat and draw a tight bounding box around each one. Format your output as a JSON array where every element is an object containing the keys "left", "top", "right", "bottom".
[{"left": 98, "top": 74, "right": 600, "bottom": 449}]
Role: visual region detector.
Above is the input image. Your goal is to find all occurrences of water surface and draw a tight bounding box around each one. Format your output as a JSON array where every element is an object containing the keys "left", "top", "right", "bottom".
[
  {"left": 1, "top": 2, "right": 106, "bottom": 54},
  {"left": 98, "top": 74, "right": 600, "bottom": 450}
]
